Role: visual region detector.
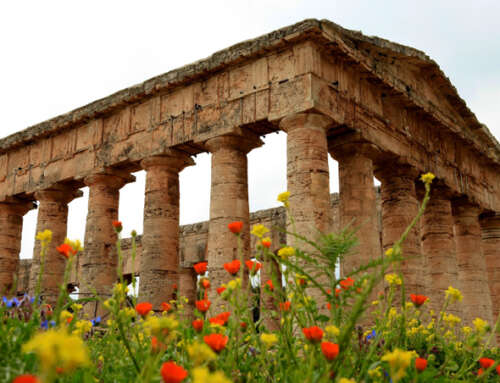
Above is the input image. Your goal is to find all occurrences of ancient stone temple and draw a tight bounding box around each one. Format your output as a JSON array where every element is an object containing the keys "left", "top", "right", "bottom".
[{"left": 0, "top": 19, "right": 498, "bottom": 324}]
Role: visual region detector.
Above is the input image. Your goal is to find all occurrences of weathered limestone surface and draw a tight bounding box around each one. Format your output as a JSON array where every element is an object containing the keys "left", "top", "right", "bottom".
[
  {"left": 139, "top": 151, "right": 194, "bottom": 309},
  {"left": 378, "top": 165, "right": 424, "bottom": 295},
  {"left": 205, "top": 134, "right": 262, "bottom": 312},
  {"left": 28, "top": 187, "right": 82, "bottom": 302},
  {"left": 80, "top": 172, "right": 134, "bottom": 317},
  {"left": 480, "top": 213, "right": 500, "bottom": 324},
  {"left": 0, "top": 200, "right": 34, "bottom": 295},
  {"left": 453, "top": 199, "right": 494, "bottom": 325},
  {"left": 421, "top": 189, "right": 460, "bottom": 314}
]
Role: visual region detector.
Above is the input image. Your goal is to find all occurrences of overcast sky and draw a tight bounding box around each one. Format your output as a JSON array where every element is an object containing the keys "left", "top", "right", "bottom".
[{"left": 0, "top": 1, "right": 498, "bottom": 259}]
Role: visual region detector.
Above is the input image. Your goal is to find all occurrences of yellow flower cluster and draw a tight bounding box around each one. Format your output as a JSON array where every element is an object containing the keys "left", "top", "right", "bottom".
[
  {"left": 227, "top": 278, "right": 241, "bottom": 291},
  {"left": 36, "top": 229, "right": 53, "bottom": 244},
  {"left": 473, "top": 318, "right": 489, "bottom": 334},
  {"left": 251, "top": 224, "right": 269, "bottom": 238},
  {"left": 73, "top": 320, "right": 92, "bottom": 336},
  {"left": 338, "top": 379, "right": 356, "bottom": 383},
  {"left": 420, "top": 172, "right": 436, "bottom": 184},
  {"left": 187, "top": 342, "right": 216, "bottom": 366},
  {"left": 260, "top": 333, "right": 278, "bottom": 348},
  {"left": 192, "top": 367, "right": 231, "bottom": 383},
  {"left": 385, "top": 274, "right": 402, "bottom": 286},
  {"left": 445, "top": 286, "right": 462, "bottom": 303},
  {"left": 64, "top": 237, "right": 83, "bottom": 252},
  {"left": 277, "top": 191, "right": 290, "bottom": 207},
  {"left": 442, "top": 313, "right": 461, "bottom": 328},
  {"left": 22, "top": 328, "right": 89, "bottom": 374},
  {"left": 143, "top": 315, "right": 178, "bottom": 338},
  {"left": 325, "top": 325, "right": 340, "bottom": 338},
  {"left": 277, "top": 246, "right": 295, "bottom": 260},
  {"left": 381, "top": 348, "right": 415, "bottom": 382}
]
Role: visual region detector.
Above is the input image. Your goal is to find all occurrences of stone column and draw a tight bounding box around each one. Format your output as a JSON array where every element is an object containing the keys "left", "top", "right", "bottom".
[
  {"left": 480, "top": 212, "right": 500, "bottom": 339},
  {"left": 0, "top": 199, "right": 34, "bottom": 295},
  {"left": 329, "top": 142, "right": 382, "bottom": 275},
  {"left": 28, "top": 187, "right": 82, "bottom": 303},
  {"left": 452, "top": 199, "right": 494, "bottom": 325},
  {"left": 377, "top": 165, "right": 423, "bottom": 295},
  {"left": 205, "top": 133, "right": 262, "bottom": 312},
  {"left": 178, "top": 267, "right": 197, "bottom": 319},
  {"left": 81, "top": 171, "right": 134, "bottom": 318},
  {"left": 280, "top": 112, "right": 333, "bottom": 306},
  {"left": 421, "top": 188, "right": 459, "bottom": 314},
  {"left": 139, "top": 152, "right": 194, "bottom": 309}
]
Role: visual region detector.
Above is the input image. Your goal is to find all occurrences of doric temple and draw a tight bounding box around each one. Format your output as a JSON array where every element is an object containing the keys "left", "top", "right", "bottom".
[{"left": 0, "top": 20, "right": 498, "bottom": 325}]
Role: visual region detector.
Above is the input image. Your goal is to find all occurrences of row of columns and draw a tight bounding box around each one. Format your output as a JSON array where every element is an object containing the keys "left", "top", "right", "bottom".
[{"left": 0, "top": 111, "right": 498, "bottom": 328}]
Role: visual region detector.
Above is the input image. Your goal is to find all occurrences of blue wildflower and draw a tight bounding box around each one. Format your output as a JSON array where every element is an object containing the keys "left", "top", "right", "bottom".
[
  {"left": 366, "top": 330, "right": 376, "bottom": 341},
  {"left": 91, "top": 316, "right": 101, "bottom": 326}
]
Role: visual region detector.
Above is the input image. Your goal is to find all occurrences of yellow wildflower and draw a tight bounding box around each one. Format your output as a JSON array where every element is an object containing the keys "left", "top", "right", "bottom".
[
  {"left": 73, "top": 320, "right": 92, "bottom": 336},
  {"left": 325, "top": 325, "right": 340, "bottom": 338},
  {"left": 227, "top": 278, "right": 241, "bottom": 290},
  {"left": 445, "top": 286, "right": 463, "bottom": 303},
  {"left": 260, "top": 333, "right": 279, "bottom": 348},
  {"left": 251, "top": 224, "right": 269, "bottom": 238},
  {"left": 381, "top": 348, "right": 414, "bottom": 382},
  {"left": 277, "top": 191, "right": 290, "bottom": 207},
  {"left": 192, "top": 367, "right": 231, "bottom": 383},
  {"left": 371, "top": 300, "right": 380, "bottom": 306},
  {"left": 60, "top": 310, "right": 73, "bottom": 323},
  {"left": 71, "top": 303, "right": 83, "bottom": 313},
  {"left": 473, "top": 318, "right": 489, "bottom": 334},
  {"left": 187, "top": 342, "right": 216, "bottom": 366},
  {"left": 36, "top": 229, "right": 53, "bottom": 244},
  {"left": 462, "top": 326, "right": 472, "bottom": 335},
  {"left": 367, "top": 367, "right": 382, "bottom": 378},
  {"left": 385, "top": 274, "right": 402, "bottom": 286},
  {"left": 22, "top": 328, "right": 89, "bottom": 374},
  {"left": 442, "top": 313, "right": 461, "bottom": 328},
  {"left": 339, "top": 379, "right": 356, "bottom": 383},
  {"left": 385, "top": 248, "right": 394, "bottom": 257},
  {"left": 277, "top": 246, "right": 295, "bottom": 260},
  {"left": 420, "top": 172, "right": 435, "bottom": 184},
  {"left": 64, "top": 238, "right": 83, "bottom": 252}
]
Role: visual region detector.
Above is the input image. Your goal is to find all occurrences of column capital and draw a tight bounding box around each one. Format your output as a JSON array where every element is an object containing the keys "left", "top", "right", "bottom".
[
  {"left": 0, "top": 197, "right": 36, "bottom": 216},
  {"left": 374, "top": 161, "right": 420, "bottom": 181},
  {"left": 141, "top": 150, "right": 195, "bottom": 172},
  {"left": 451, "top": 196, "right": 481, "bottom": 217},
  {"left": 205, "top": 133, "right": 263, "bottom": 155},
  {"left": 84, "top": 169, "right": 135, "bottom": 189},
  {"left": 328, "top": 138, "right": 380, "bottom": 161},
  {"left": 279, "top": 112, "right": 333, "bottom": 133},
  {"left": 34, "top": 185, "right": 83, "bottom": 204}
]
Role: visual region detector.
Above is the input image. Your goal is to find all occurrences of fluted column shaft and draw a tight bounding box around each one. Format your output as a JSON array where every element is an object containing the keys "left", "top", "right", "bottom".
[
  {"left": 331, "top": 144, "right": 381, "bottom": 275},
  {"left": 139, "top": 152, "right": 194, "bottom": 309},
  {"left": 281, "top": 112, "right": 333, "bottom": 307},
  {"left": 0, "top": 200, "right": 33, "bottom": 295},
  {"left": 421, "top": 191, "right": 459, "bottom": 314},
  {"left": 452, "top": 199, "right": 493, "bottom": 325},
  {"left": 378, "top": 166, "right": 423, "bottom": 295},
  {"left": 205, "top": 134, "right": 262, "bottom": 312},
  {"left": 480, "top": 213, "right": 500, "bottom": 323},
  {"left": 81, "top": 173, "right": 132, "bottom": 317},
  {"left": 29, "top": 188, "right": 81, "bottom": 302},
  {"left": 178, "top": 267, "right": 197, "bottom": 319}
]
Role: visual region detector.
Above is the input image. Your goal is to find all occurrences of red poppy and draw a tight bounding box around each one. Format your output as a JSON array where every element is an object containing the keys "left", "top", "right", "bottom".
[
  {"left": 209, "top": 312, "right": 231, "bottom": 326},
  {"left": 297, "top": 277, "right": 307, "bottom": 287},
  {"left": 410, "top": 294, "right": 429, "bottom": 307},
  {"left": 160, "top": 361, "right": 188, "bottom": 383},
  {"left": 135, "top": 302, "right": 153, "bottom": 317},
  {"left": 279, "top": 301, "right": 291, "bottom": 312},
  {"left": 12, "top": 375, "right": 40, "bottom": 383},
  {"left": 224, "top": 260, "right": 241, "bottom": 275},
  {"left": 321, "top": 342, "right": 339, "bottom": 361},
  {"left": 302, "top": 326, "right": 324, "bottom": 343},
  {"left": 112, "top": 220, "right": 123, "bottom": 232},
  {"left": 240, "top": 321, "right": 248, "bottom": 329},
  {"left": 216, "top": 286, "right": 226, "bottom": 295},
  {"left": 339, "top": 277, "right": 354, "bottom": 290},
  {"left": 415, "top": 358, "right": 427, "bottom": 372},
  {"left": 479, "top": 358, "right": 495, "bottom": 369},
  {"left": 261, "top": 239, "right": 271, "bottom": 248},
  {"left": 496, "top": 365, "right": 500, "bottom": 375},
  {"left": 204, "top": 333, "right": 228, "bottom": 353},
  {"left": 477, "top": 368, "right": 484, "bottom": 376},
  {"left": 193, "top": 262, "right": 208, "bottom": 275},
  {"left": 172, "top": 283, "right": 178, "bottom": 290},
  {"left": 265, "top": 280, "right": 274, "bottom": 291},
  {"left": 228, "top": 221, "right": 243, "bottom": 234},
  {"left": 161, "top": 302, "right": 172, "bottom": 312},
  {"left": 195, "top": 299, "right": 211, "bottom": 313},
  {"left": 200, "top": 278, "right": 210, "bottom": 289},
  {"left": 245, "top": 260, "right": 261, "bottom": 273},
  {"left": 209, "top": 317, "right": 225, "bottom": 326},
  {"left": 326, "top": 303, "right": 332, "bottom": 310},
  {"left": 192, "top": 319, "right": 204, "bottom": 332},
  {"left": 56, "top": 243, "right": 74, "bottom": 259}
]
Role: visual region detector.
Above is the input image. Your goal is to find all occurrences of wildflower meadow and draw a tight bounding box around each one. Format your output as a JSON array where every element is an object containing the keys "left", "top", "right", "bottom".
[{"left": 1, "top": 174, "right": 499, "bottom": 382}]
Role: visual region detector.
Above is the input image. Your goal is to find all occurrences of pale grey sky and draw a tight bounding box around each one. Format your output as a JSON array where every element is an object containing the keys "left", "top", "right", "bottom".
[{"left": 0, "top": 1, "right": 498, "bottom": 259}]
